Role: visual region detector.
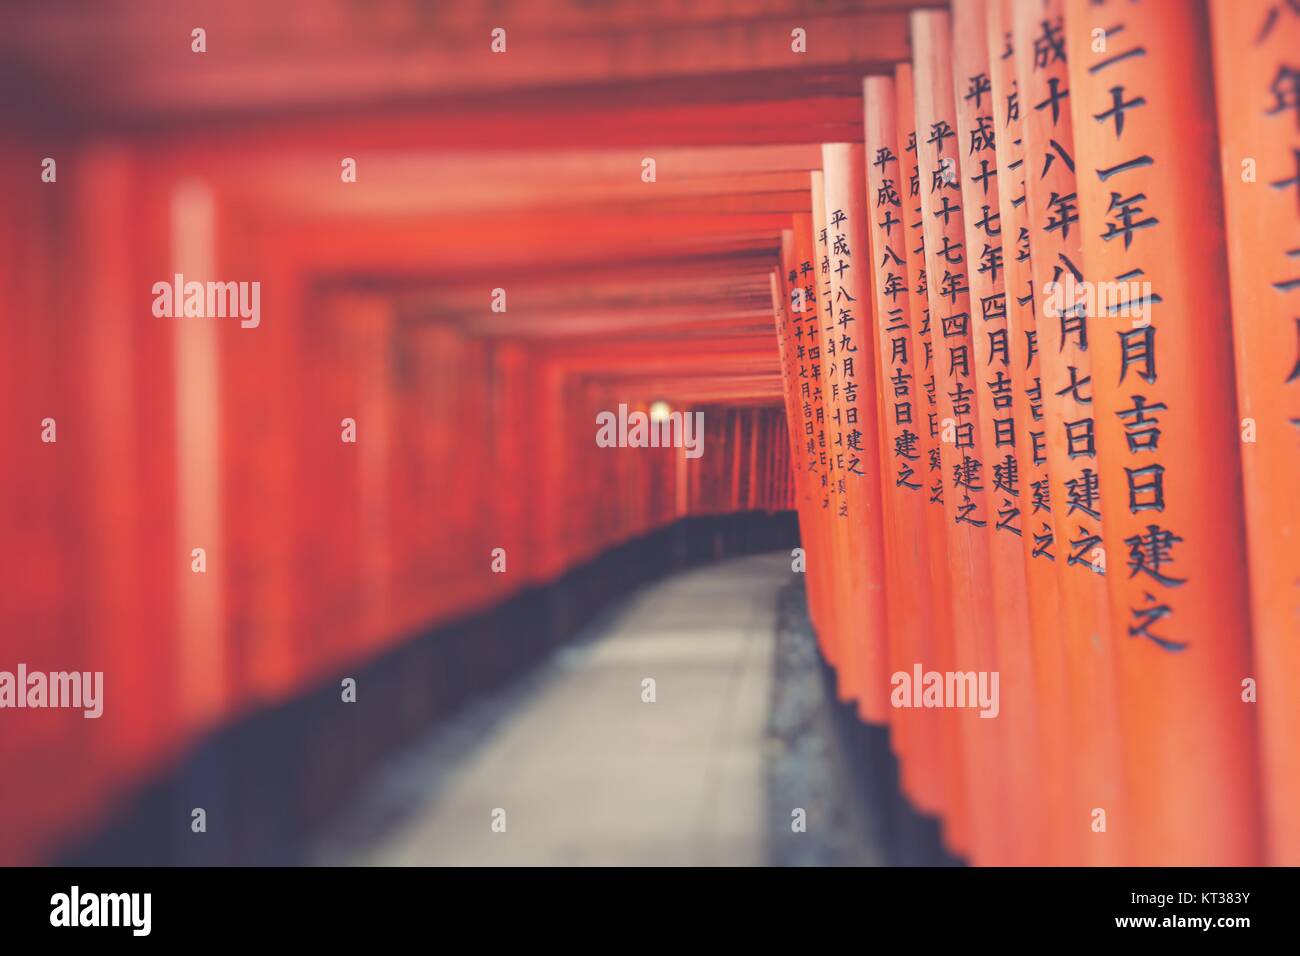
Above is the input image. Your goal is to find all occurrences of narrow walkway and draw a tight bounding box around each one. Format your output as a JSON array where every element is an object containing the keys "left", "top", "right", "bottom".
[{"left": 321, "top": 552, "right": 794, "bottom": 866}]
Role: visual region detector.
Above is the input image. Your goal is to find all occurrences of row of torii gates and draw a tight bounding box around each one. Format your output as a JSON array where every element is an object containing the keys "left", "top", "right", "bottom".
[
  {"left": 770, "top": 0, "right": 1297, "bottom": 866},
  {"left": 0, "top": 0, "right": 1295, "bottom": 866}
]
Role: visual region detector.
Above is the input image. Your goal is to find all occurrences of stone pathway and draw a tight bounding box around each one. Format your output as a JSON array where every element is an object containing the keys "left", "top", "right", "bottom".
[{"left": 319, "top": 551, "right": 796, "bottom": 866}]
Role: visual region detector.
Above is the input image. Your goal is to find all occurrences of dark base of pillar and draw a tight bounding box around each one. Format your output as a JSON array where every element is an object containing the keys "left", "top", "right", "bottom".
[
  {"left": 766, "top": 577, "right": 964, "bottom": 867},
  {"left": 823, "top": 678, "right": 965, "bottom": 867}
]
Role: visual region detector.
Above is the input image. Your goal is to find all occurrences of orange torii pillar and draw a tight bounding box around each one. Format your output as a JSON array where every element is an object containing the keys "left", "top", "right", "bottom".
[
  {"left": 912, "top": 9, "right": 1012, "bottom": 866},
  {"left": 786, "top": 217, "right": 842, "bottom": 664},
  {"left": 1065, "top": 0, "right": 1261, "bottom": 866},
  {"left": 167, "top": 177, "right": 243, "bottom": 725},
  {"left": 771, "top": 266, "right": 833, "bottom": 644},
  {"left": 1012, "top": 0, "right": 1125, "bottom": 865},
  {"left": 950, "top": 0, "right": 1044, "bottom": 865},
  {"left": 863, "top": 79, "right": 947, "bottom": 815},
  {"left": 810, "top": 173, "right": 864, "bottom": 704},
  {"left": 729, "top": 411, "right": 745, "bottom": 510},
  {"left": 70, "top": 145, "right": 161, "bottom": 793},
  {"left": 984, "top": 0, "right": 1074, "bottom": 865},
  {"left": 771, "top": 273, "right": 801, "bottom": 501},
  {"left": 895, "top": 61, "right": 971, "bottom": 857},
  {"left": 822, "top": 143, "right": 897, "bottom": 725},
  {"left": 746, "top": 409, "right": 760, "bottom": 510},
  {"left": 1210, "top": 0, "right": 1300, "bottom": 866},
  {"left": 785, "top": 225, "right": 840, "bottom": 651}
]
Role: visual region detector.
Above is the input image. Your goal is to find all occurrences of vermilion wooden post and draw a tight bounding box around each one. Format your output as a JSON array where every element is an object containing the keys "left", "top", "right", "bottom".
[
  {"left": 346, "top": 294, "right": 397, "bottom": 649},
  {"left": 421, "top": 324, "right": 474, "bottom": 601},
  {"left": 781, "top": 409, "right": 796, "bottom": 510},
  {"left": 777, "top": 409, "right": 786, "bottom": 512},
  {"left": 770, "top": 408, "right": 781, "bottom": 509},
  {"left": 6, "top": 145, "right": 116, "bottom": 863},
  {"left": 780, "top": 230, "right": 833, "bottom": 650},
  {"left": 746, "top": 407, "right": 760, "bottom": 511},
  {"left": 791, "top": 226, "right": 840, "bottom": 644},
  {"left": 168, "top": 177, "right": 229, "bottom": 731},
  {"left": 768, "top": 410, "right": 780, "bottom": 511},
  {"left": 789, "top": 214, "right": 842, "bottom": 662},
  {"left": 533, "top": 359, "right": 564, "bottom": 580},
  {"left": 895, "top": 61, "right": 970, "bottom": 856},
  {"left": 756, "top": 409, "right": 768, "bottom": 510},
  {"left": 773, "top": 264, "right": 819, "bottom": 621},
  {"left": 733, "top": 410, "right": 745, "bottom": 512},
  {"left": 810, "top": 177, "right": 858, "bottom": 700},
  {"left": 862, "top": 79, "right": 946, "bottom": 814},
  {"left": 912, "top": 9, "right": 1012, "bottom": 865},
  {"left": 765, "top": 408, "right": 780, "bottom": 511},
  {"left": 741, "top": 410, "right": 752, "bottom": 513},
  {"left": 745, "top": 411, "right": 757, "bottom": 511},
  {"left": 74, "top": 146, "right": 149, "bottom": 788},
  {"left": 460, "top": 332, "right": 499, "bottom": 613},
  {"left": 768, "top": 409, "right": 785, "bottom": 512},
  {"left": 489, "top": 342, "right": 534, "bottom": 606},
  {"left": 950, "top": 0, "right": 1043, "bottom": 864},
  {"left": 1209, "top": 0, "right": 1300, "bottom": 866},
  {"left": 733, "top": 410, "right": 744, "bottom": 511},
  {"left": 985, "top": 0, "right": 1074, "bottom": 865},
  {"left": 1013, "top": 0, "right": 1125, "bottom": 864},
  {"left": 1065, "top": 0, "right": 1261, "bottom": 866},
  {"left": 774, "top": 251, "right": 816, "bottom": 632},
  {"left": 228, "top": 232, "right": 309, "bottom": 696},
  {"left": 0, "top": 146, "right": 26, "bottom": 861},
  {"left": 822, "top": 143, "right": 893, "bottom": 724}
]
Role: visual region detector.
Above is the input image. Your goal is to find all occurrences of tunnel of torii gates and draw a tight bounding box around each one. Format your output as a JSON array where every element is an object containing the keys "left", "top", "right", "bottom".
[{"left": 0, "top": 0, "right": 1297, "bottom": 867}]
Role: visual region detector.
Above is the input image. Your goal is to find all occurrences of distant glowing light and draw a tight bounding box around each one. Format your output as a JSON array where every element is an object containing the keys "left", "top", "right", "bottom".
[{"left": 648, "top": 400, "right": 673, "bottom": 423}]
